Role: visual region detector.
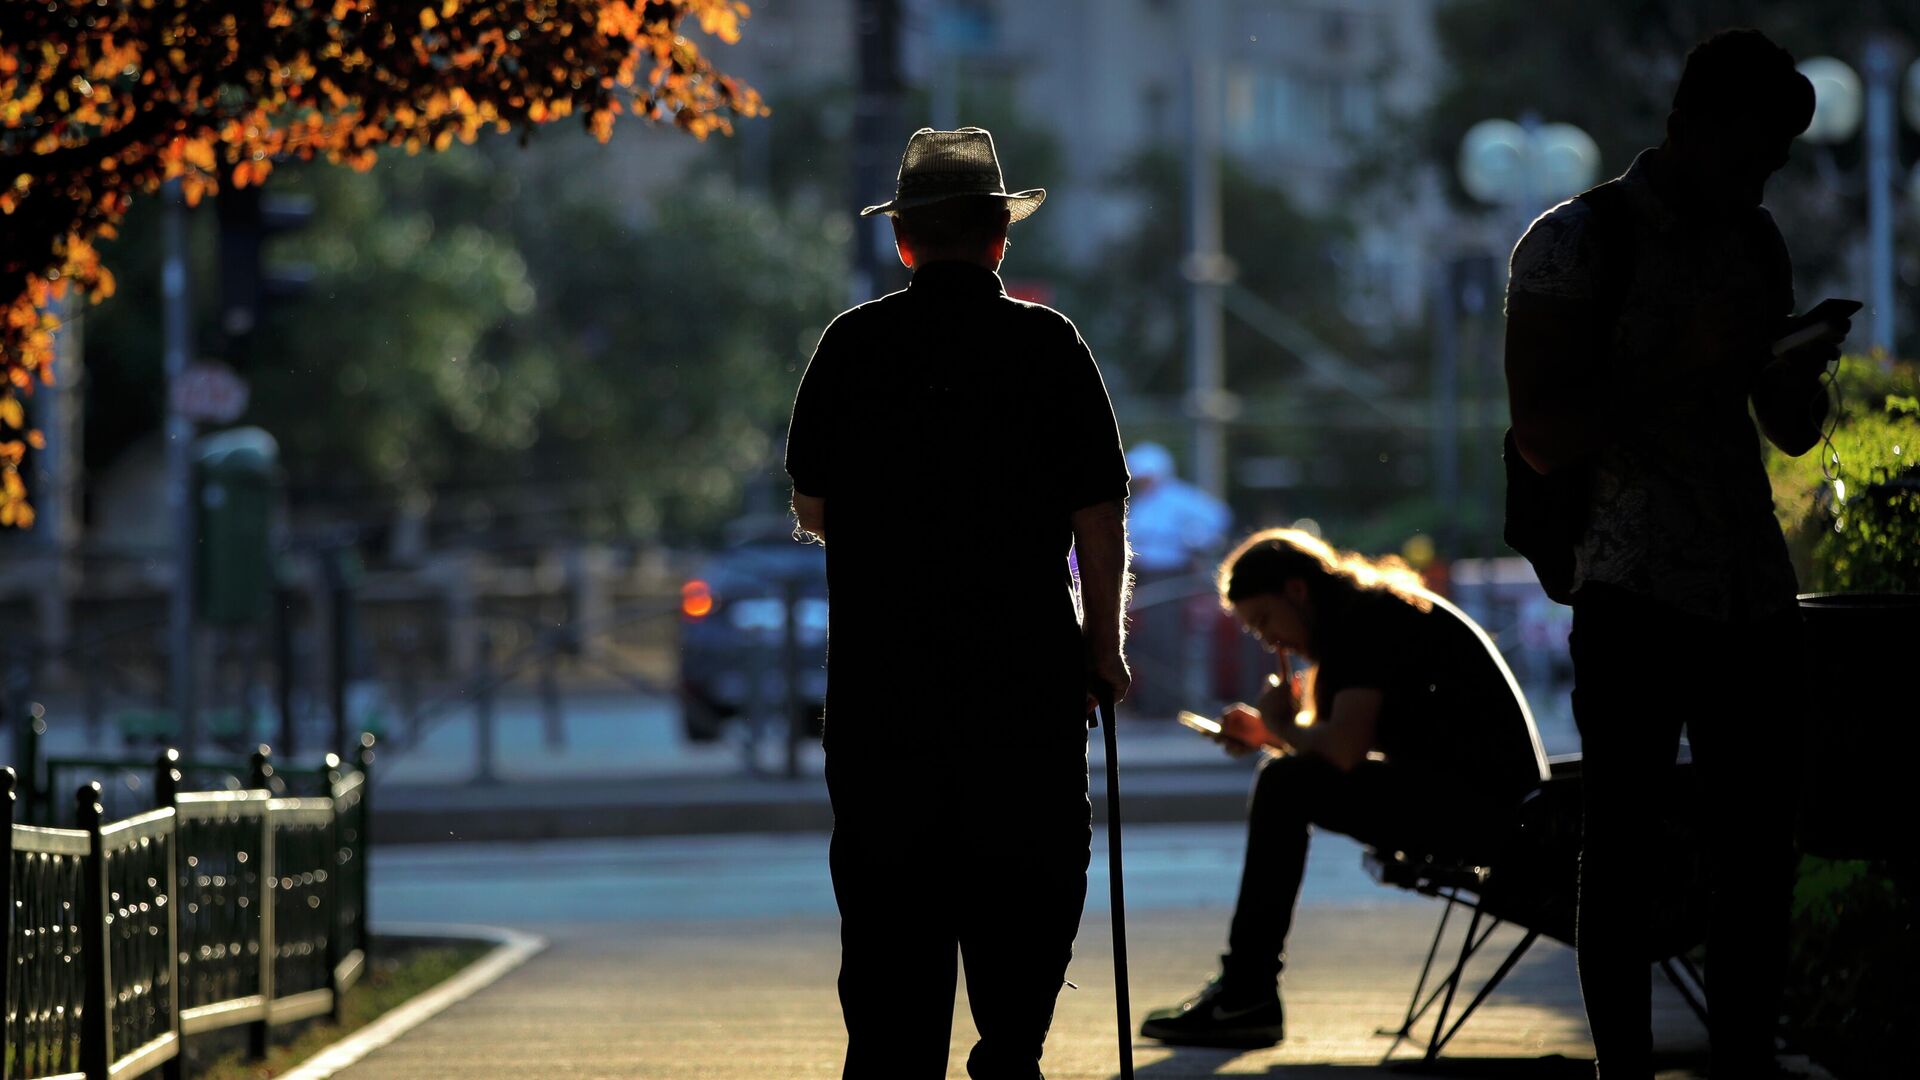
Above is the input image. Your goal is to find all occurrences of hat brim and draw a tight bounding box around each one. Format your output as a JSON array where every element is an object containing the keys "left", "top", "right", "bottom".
[{"left": 859, "top": 188, "right": 1046, "bottom": 222}]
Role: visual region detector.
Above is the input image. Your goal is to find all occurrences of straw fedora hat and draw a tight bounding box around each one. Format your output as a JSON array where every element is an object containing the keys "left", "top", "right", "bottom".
[{"left": 859, "top": 127, "right": 1046, "bottom": 221}]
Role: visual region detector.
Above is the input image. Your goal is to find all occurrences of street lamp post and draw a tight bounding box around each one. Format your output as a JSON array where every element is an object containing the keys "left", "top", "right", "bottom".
[
  {"left": 1796, "top": 42, "right": 1920, "bottom": 356},
  {"left": 1451, "top": 117, "right": 1601, "bottom": 566}
]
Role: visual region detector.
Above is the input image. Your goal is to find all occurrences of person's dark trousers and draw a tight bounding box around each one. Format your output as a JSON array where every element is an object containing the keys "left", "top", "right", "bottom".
[
  {"left": 828, "top": 743, "right": 1091, "bottom": 1080},
  {"left": 1571, "top": 583, "right": 1803, "bottom": 1079},
  {"left": 1222, "top": 754, "right": 1509, "bottom": 990}
]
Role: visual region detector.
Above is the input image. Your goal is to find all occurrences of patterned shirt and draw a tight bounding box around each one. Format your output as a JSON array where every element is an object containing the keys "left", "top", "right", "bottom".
[{"left": 1506, "top": 147, "right": 1800, "bottom": 622}]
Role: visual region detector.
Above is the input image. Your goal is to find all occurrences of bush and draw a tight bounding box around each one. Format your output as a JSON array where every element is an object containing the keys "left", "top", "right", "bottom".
[
  {"left": 1764, "top": 354, "right": 1918, "bottom": 1077},
  {"left": 1767, "top": 355, "right": 1920, "bottom": 593}
]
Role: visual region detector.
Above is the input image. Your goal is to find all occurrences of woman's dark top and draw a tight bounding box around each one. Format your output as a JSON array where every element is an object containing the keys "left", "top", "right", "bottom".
[{"left": 1311, "top": 589, "right": 1547, "bottom": 803}]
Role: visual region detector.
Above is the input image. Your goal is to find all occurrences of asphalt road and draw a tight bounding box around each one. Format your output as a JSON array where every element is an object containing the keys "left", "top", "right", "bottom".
[{"left": 349, "top": 825, "right": 1726, "bottom": 1078}]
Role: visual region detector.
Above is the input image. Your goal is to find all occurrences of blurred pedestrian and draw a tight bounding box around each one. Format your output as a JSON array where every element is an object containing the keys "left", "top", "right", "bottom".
[
  {"left": 1122, "top": 442, "right": 1231, "bottom": 716},
  {"left": 1504, "top": 29, "right": 1849, "bottom": 1079},
  {"left": 1139, "top": 528, "right": 1546, "bottom": 1049},
  {"left": 785, "top": 126, "right": 1132, "bottom": 1080}
]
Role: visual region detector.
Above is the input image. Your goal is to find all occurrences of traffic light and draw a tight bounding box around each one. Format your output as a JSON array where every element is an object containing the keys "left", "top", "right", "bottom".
[{"left": 216, "top": 183, "right": 315, "bottom": 360}]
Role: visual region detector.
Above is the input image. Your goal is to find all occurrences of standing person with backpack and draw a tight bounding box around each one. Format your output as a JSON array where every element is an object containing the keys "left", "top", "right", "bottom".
[
  {"left": 785, "top": 127, "right": 1132, "bottom": 1080},
  {"left": 1504, "top": 30, "right": 1853, "bottom": 1079}
]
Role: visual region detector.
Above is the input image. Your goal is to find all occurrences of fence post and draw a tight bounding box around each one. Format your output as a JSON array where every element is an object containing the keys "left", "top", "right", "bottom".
[
  {"left": 474, "top": 633, "right": 497, "bottom": 785},
  {"left": 257, "top": 761, "right": 277, "bottom": 1058},
  {"left": 83, "top": 641, "right": 105, "bottom": 744},
  {"left": 327, "top": 553, "right": 355, "bottom": 762},
  {"left": 782, "top": 579, "right": 803, "bottom": 780},
  {"left": 249, "top": 744, "right": 274, "bottom": 794},
  {"left": 153, "top": 753, "right": 186, "bottom": 1080},
  {"left": 77, "top": 782, "right": 110, "bottom": 1080},
  {"left": 11, "top": 701, "right": 44, "bottom": 824},
  {"left": 275, "top": 582, "right": 298, "bottom": 759},
  {"left": 539, "top": 638, "right": 565, "bottom": 750},
  {"left": 395, "top": 624, "right": 421, "bottom": 749},
  {"left": 3, "top": 766, "right": 14, "bottom": 1057},
  {"left": 356, "top": 732, "right": 375, "bottom": 958},
  {"left": 322, "top": 751, "right": 345, "bottom": 1023}
]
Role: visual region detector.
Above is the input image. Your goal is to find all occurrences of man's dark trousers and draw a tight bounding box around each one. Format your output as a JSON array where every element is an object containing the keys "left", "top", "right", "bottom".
[
  {"left": 1572, "top": 583, "right": 1803, "bottom": 1078},
  {"left": 1222, "top": 755, "right": 1509, "bottom": 989},
  {"left": 828, "top": 739, "right": 1091, "bottom": 1080}
]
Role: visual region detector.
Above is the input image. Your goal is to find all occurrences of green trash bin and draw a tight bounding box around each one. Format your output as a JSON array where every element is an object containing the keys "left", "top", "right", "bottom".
[{"left": 196, "top": 427, "right": 280, "bottom": 626}]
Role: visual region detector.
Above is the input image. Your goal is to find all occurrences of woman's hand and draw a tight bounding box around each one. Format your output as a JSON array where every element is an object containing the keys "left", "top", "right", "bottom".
[
  {"left": 1214, "top": 703, "right": 1268, "bottom": 758},
  {"left": 1255, "top": 670, "right": 1301, "bottom": 731}
]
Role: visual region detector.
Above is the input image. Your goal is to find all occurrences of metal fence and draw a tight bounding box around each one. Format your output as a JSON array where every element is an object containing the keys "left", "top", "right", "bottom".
[{"left": 3, "top": 736, "right": 373, "bottom": 1080}]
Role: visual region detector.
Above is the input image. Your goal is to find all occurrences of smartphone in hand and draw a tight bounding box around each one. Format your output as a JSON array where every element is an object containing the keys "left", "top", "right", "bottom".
[
  {"left": 1772, "top": 298, "right": 1863, "bottom": 357},
  {"left": 1177, "top": 711, "right": 1222, "bottom": 736}
]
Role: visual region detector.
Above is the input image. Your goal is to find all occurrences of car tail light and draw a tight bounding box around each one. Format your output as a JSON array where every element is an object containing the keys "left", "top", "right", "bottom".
[{"left": 681, "top": 579, "right": 715, "bottom": 620}]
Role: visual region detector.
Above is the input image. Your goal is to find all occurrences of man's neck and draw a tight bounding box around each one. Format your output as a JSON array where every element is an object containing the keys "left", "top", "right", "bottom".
[
  {"left": 1649, "top": 142, "right": 1762, "bottom": 221},
  {"left": 914, "top": 255, "right": 1001, "bottom": 273}
]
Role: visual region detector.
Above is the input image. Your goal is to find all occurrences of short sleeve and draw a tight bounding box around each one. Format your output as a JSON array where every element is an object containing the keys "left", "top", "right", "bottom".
[
  {"left": 784, "top": 319, "right": 844, "bottom": 498},
  {"left": 1312, "top": 599, "right": 1416, "bottom": 709},
  {"left": 1506, "top": 199, "right": 1595, "bottom": 311},
  {"left": 1055, "top": 318, "right": 1131, "bottom": 513}
]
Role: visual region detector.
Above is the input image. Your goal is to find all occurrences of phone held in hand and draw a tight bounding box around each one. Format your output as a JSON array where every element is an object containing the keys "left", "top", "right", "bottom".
[
  {"left": 1176, "top": 711, "right": 1222, "bottom": 736},
  {"left": 1772, "top": 298, "right": 1863, "bottom": 358}
]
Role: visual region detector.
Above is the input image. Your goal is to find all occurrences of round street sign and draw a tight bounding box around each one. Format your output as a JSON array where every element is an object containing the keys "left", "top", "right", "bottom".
[{"left": 171, "top": 361, "right": 251, "bottom": 424}]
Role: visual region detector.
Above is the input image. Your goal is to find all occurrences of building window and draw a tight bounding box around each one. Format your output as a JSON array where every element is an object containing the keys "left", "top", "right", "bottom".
[{"left": 1227, "top": 67, "right": 1378, "bottom": 150}]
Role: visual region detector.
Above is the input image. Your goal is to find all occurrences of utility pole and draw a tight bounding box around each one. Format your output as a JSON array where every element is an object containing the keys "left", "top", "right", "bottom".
[
  {"left": 852, "top": 0, "right": 907, "bottom": 305},
  {"left": 1430, "top": 258, "right": 1461, "bottom": 556},
  {"left": 162, "top": 181, "right": 199, "bottom": 753},
  {"left": 1184, "top": 0, "right": 1230, "bottom": 501},
  {"left": 1862, "top": 36, "right": 1898, "bottom": 354}
]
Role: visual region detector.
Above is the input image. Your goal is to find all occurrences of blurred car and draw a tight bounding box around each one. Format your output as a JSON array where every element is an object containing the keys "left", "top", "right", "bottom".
[{"left": 677, "top": 518, "right": 828, "bottom": 743}]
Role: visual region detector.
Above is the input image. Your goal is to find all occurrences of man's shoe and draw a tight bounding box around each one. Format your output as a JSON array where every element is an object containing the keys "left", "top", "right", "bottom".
[{"left": 1139, "top": 976, "right": 1285, "bottom": 1049}]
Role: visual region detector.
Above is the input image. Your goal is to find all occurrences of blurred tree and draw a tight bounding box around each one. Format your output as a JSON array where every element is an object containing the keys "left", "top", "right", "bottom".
[
  {"left": 1069, "top": 150, "right": 1420, "bottom": 533},
  {"left": 1, "top": 0, "right": 764, "bottom": 527},
  {"left": 85, "top": 139, "right": 847, "bottom": 545}
]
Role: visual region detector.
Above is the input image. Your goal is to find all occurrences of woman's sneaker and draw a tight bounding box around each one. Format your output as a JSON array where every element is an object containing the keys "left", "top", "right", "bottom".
[{"left": 1139, "top": 975, "right": 1285, "bottom": 1049}]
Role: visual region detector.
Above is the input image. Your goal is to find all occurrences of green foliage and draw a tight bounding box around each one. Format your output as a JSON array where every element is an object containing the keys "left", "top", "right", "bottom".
[
  {"left": 1767, "top": 357, "right": 1920, "bottom": 593},
  {"left": 1784, "top": 856, "right": 1915, "bottom": 1080},
  {"left": 85, "top": 132, "right": 848, "bottom": 543}
]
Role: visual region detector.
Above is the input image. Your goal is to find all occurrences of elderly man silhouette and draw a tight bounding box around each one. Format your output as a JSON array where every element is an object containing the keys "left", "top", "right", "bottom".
[{"left": 785, "top": 127, "right": 1131, "bottom": 1080}]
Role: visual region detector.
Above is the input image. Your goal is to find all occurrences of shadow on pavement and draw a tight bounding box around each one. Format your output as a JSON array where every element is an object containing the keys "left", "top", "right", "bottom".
[
  {"left": 1113, "top": 1036, "right": 1723, "bottom": 1078},
  {"left": 1118, "top": 1047, "right": 1669, "bottom": 1078}
]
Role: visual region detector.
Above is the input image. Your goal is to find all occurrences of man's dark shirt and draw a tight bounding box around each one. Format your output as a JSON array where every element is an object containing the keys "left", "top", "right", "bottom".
[
  {"left": 1507, "top": 146, "right": 1798, "bottom": 621},
  {"left": 785, "top": 261, "right": 1130, "bottom": 754},
  {"left": 1312, "top": 590, "right": 1547, "bottom": 803}
]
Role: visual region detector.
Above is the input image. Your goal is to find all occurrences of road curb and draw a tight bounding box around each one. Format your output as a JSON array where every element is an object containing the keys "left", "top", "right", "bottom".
[
  {"left": 275, "top": 923, "right": 547, "bottom": 1080},
  {"left": 373, "top": 784, "right": 1253, "bottom": 843}
]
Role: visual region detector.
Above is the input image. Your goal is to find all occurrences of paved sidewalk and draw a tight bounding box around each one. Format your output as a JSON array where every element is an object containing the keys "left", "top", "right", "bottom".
[
  {"left": 334, "top": 905, "right": 1711, "bottom": 1079},
  {"left": 367, "top": 690, "right": 1581, "bottom": 842}
]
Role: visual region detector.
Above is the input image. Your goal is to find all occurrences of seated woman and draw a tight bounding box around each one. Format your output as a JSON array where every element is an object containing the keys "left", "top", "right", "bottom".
[{"left": 1140, "top": 528, "right": 1549, "bottom": 1049}]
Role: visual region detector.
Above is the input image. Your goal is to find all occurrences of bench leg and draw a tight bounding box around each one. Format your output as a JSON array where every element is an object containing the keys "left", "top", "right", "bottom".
[
  {"left": 1430, "top": 928, "right": 1541, "bottom": 1059},
  {"left": 1378, "top": 892, "right": 1460, "bottom": 1050},
  {"left": 1659, "top": 954, "right": 1710, "bottom": 1030},
  {"left": 1380, "top": 892, "right": 1508, "bottom": 1062}
]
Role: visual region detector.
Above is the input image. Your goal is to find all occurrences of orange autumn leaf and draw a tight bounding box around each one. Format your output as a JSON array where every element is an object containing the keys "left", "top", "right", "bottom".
[{"left": 0, "top": 0, "right": 764, "bottom": 527}]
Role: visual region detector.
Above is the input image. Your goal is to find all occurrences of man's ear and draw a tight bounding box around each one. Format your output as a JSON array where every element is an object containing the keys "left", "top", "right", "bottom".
[{"left": 890, "top": 217, "right": 914, "bottom": 269}]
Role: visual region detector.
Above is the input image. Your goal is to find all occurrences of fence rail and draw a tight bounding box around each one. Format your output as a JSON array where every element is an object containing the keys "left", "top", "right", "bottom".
[{"left": 4, "top": 732, "right": 374, "bottom": 1080}]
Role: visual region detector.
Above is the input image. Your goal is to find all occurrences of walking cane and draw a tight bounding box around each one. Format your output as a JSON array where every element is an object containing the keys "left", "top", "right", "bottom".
[{"left": 1092, "top": 677, "right": 1135, "bottom": 1080}]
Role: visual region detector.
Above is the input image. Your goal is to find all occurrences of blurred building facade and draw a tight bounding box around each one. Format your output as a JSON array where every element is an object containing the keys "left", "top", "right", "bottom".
[
  {"left": 596, "top": 0, "right": 1449, "bottom": 328},
  {"left": 927, "top": 0, "right": 1446, "bottom": 328}
]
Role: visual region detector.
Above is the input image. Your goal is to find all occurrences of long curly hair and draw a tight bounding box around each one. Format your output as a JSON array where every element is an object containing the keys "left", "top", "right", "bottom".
[
  {"left": 1217, "top": 528, "right": 1432, "bottom": 616},
  {"left": 1215, "top": 529, "right": 1433, "bottom": 721}
]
